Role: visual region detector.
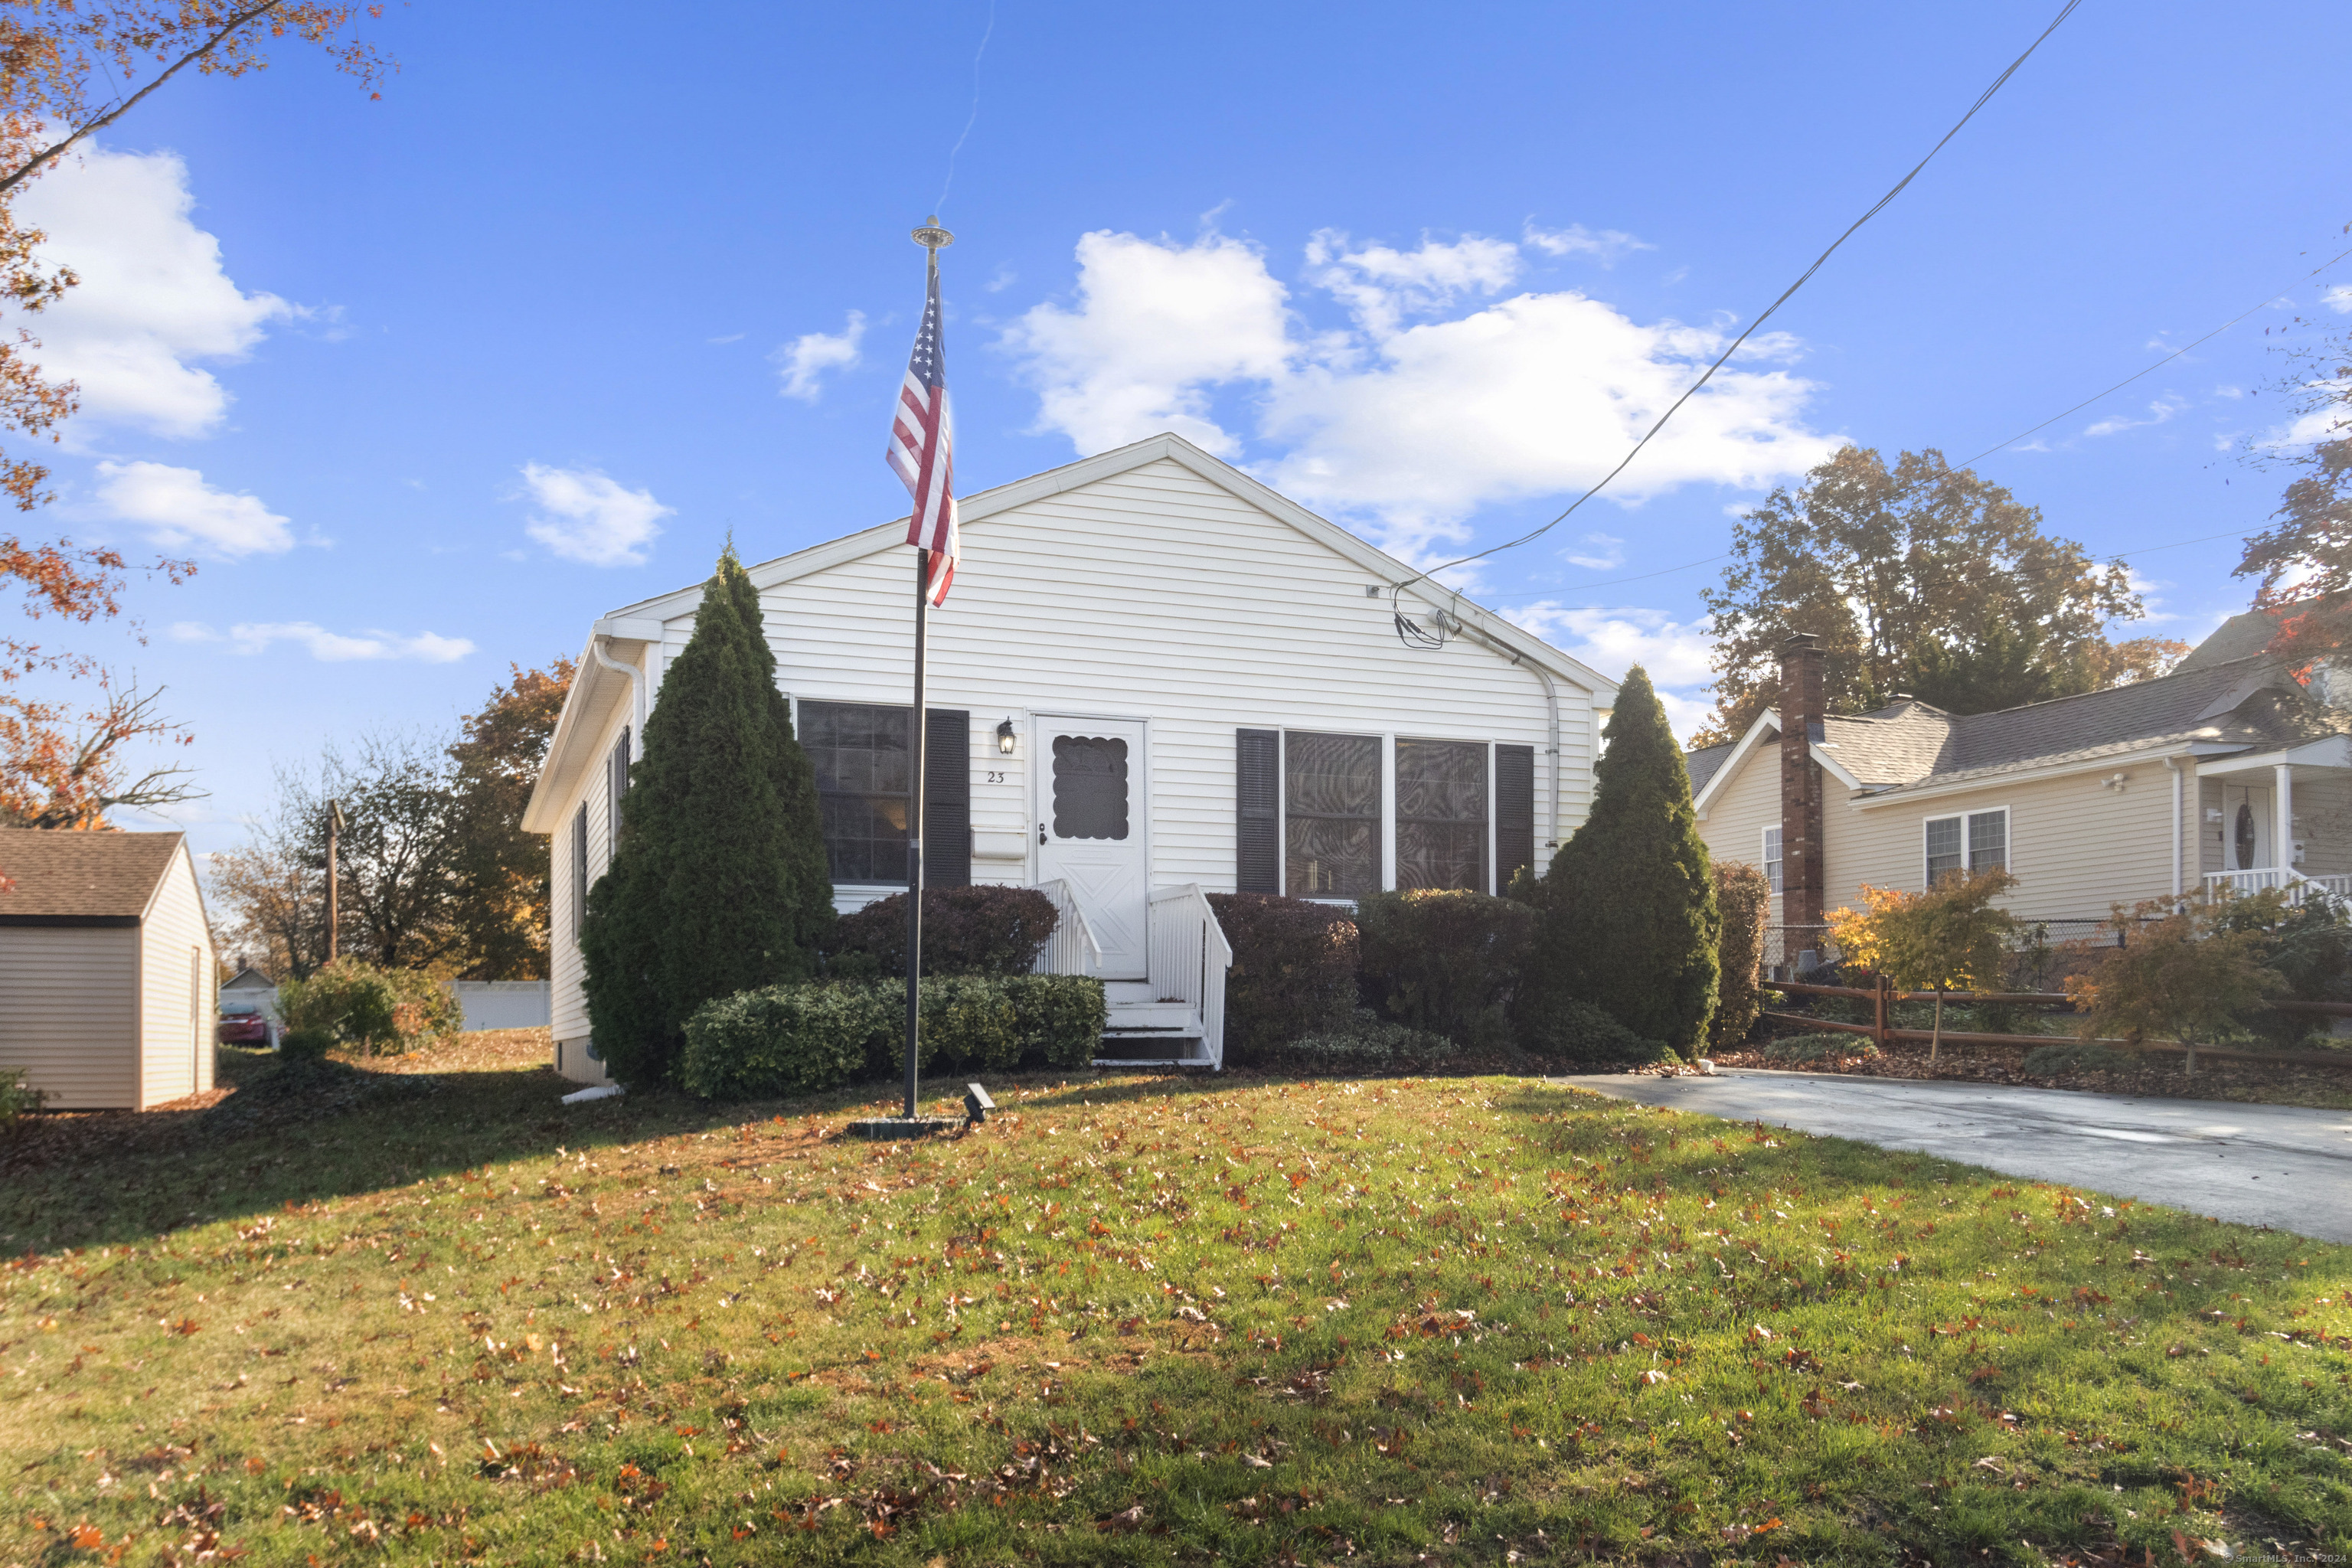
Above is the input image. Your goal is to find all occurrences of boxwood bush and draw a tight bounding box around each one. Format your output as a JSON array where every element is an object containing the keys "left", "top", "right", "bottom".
[
  {"left": 1206, "top": 893, "right": 1360, "bottom": 1067},
  {"left": 828, "top": 886, "right": 1060, "bottom": 978},
  {"left": 681, "top": 974, "right": 1107, "bottom": 1101},
  {"left": 1354, "top": 889, "right": 1534, "bottom": 1050}
]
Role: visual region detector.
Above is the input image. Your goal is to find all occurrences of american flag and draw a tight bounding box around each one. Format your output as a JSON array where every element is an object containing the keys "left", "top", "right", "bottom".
[{"left": 887, "top": 264, "right": 958, "bottom": 606}]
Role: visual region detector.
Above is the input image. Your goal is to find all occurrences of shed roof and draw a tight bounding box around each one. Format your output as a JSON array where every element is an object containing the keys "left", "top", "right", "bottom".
[
  {"left": 0, "top": 829, "right": 185, "bottom": 926},
  {"left": 223, "top": 965, "right": 276, "bottom": 991}
]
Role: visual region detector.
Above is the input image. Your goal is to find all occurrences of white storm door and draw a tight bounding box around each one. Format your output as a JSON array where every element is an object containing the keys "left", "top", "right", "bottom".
[{"left": 1034, "top": 716, "right": 1148, "bottom": 979}]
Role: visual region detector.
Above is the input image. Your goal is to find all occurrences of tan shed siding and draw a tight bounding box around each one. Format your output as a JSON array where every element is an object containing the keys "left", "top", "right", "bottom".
[
  {"left": 0, "top": 926, "right": 138, "bottom": 1109},
  {"left": 137, "top": 850, "right": 216, "bottom": 1107},
  {"left": 2293, "top": 773, "right": 2352, "bottom": 879},
  {"left": 731, "top": 459, "right": 1578, "bottom": 899},
  {"left": 1828, "top": 765, "right": 2176, "bottom": 920},
  {"left": 1694, "top": 743, "right": 1784, "bottom": 926}
]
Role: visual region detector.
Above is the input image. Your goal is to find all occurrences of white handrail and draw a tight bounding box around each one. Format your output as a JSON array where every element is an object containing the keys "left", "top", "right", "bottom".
[
  {"left": 1031, "top": 879, "right": 1103, "bottom": 975},
  {"left": 1145, "top": 883, "right": 1233, "bottom": 1070},
  {"left": 2202, "top": 867, "right": 2352, "bottom": 905}
]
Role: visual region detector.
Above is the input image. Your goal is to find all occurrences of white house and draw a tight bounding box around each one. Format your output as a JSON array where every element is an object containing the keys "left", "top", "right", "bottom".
[
  {"left": 0, "top": 829, "right": 218, "bottom": 1109},
  {"left": 523, "top": 433, "right": 1616, "bottom": 1082}
]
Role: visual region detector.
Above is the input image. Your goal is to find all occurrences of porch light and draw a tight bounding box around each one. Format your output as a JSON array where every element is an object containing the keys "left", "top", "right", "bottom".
[{"left": 996, "top": 718, "right": 1017, "bottom": 756}]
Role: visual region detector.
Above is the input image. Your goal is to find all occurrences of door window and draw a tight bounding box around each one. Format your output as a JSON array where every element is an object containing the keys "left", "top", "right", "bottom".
[
  {"left": 2235, "top": 802, "right": 2257, "bottom": 870},
  {"left": 1051, "top": 736, "right": 1129, "bottom": 840}
]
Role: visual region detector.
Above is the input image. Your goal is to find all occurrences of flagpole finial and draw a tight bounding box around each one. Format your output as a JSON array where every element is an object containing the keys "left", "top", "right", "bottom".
[{"left": 912, "top": 216, "right": 954, "bottom": 251}]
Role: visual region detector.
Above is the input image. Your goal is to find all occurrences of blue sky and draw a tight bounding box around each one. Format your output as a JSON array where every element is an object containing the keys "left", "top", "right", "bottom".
[{"left": 20, "top": 0, "right": 2349, "bottom": 856}]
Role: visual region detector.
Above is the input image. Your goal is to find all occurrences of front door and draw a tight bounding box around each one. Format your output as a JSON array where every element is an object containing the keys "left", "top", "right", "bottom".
[
  {"left": 2224, "top": 783, "right": 2273, "bottom": 871},
  {"left": 1035, "top": 715, "right": 1148, "bottom": 979}
]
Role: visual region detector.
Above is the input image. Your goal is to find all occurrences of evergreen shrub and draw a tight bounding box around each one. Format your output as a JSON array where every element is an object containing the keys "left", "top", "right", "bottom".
[
  {"left": 276, "top": 1027, "right": 336, "bottom": 1063},
  {"left": 1001, "top": 975, "right": 1109, "bottom": 1070},
  {"left": 1519, "top": 998, "right": 1677, "bottom": 1067},
  {"left": 1205, "top": 893, "right": 1359, "bottom": 1067},
  {"left": 829, "top": 886, "right": 1060, "bottom": 978},
  {"left": 1354, "top": 889, "right": 1534, "bottom": 1050},
  {"left": 1276, "top": 1008, "right": 1453, "bottom": 1071},
  {"left": 681, "top": 984, "right": 886, "bottom": 1101},
  {"left": 1711, "top": 861, "right": 1772, "bottom": 1049}
]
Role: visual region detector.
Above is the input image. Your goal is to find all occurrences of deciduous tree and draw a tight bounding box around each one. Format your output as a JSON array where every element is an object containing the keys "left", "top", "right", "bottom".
[
  {"left": 2235, "top": 315, "right": 2352, "bottom": 671},
  {"left": 1698, "top": 446, "right": 2151, "bottom": 742},
  {"left": 1827, "top": 868, "right": 2019, "bottom": 1063},
  {"left": 2065, "top": 893, "right": 2282, "bottom": 1078},
  {"left": 444, "top": 657, "right": 573, "bottom": 980}
]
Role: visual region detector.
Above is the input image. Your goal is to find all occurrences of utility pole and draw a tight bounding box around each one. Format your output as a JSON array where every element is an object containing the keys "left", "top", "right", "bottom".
[{"left": 326, "top": 799, "right": 347, "bottom": 963}]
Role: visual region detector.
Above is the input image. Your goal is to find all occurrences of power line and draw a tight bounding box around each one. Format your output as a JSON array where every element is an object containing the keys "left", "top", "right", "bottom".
[{"left": 1389, "top": 0, "right": 2086, "bottom": 646}]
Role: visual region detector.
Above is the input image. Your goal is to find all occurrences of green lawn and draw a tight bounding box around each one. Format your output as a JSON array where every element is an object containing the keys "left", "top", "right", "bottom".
[{"left": 3, "top": 1034, "right": 2350, "bottom": 1565}]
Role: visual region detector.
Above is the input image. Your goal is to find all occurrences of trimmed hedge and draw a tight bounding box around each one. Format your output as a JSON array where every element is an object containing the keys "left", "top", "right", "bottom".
[
  {"left": 1518, "top": 997, "right": 1677, "bottom": 1067},
  {"left": 1355, "top": 890, "right": 1534, "bottom": 1050},
  {"left": 1711, "top": 861, "right": 1772, "bottom": 1049},
  {"left": 828, "top": 886, "right": 1060, "bottom": 978},
  {"left": 1206, "top": 893, "right": 1359, "bottom": 1067},
  {"left": 681, "top": 973, "right": 1106, "bottom": 1101}
]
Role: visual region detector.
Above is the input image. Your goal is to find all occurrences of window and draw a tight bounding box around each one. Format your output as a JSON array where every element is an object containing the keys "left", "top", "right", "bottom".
[
  {"left": 1397, "top": 739, "right": 1487, "bottom": 892},
  {"left": 1926, "top": 808, "right": 2007, "bottom": 884},
  {"left": 1762, "top": 825, "right": 1783, "bottom": 893},
  {"left": 606, "top": 727, "right": 631, "bottom": 865},
  {"left": 802, "top": 701, "right": 913, "bottom": 884},
  {"left": 1285, "top": 731, "right": 1379, "bottom": 896},
  {"left": 570, "top": 803, "right": 588, "bottom": 941}
]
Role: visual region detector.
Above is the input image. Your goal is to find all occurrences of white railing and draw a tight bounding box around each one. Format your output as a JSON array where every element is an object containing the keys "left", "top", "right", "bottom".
[
  {"left": 1145, "top": 883, "right": 1233, "bottom": 1070},
  {"left": 1031, "top": 879, "right": 1103, "bottom": 976},
  {"left": 2203, "top": 867, "right": 2352, "bottom": 905}
]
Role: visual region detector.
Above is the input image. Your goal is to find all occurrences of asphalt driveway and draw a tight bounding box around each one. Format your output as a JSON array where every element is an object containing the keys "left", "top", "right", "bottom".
[{"left": 1557, "top": 1068, "right": 2352, "bottom": 1244}]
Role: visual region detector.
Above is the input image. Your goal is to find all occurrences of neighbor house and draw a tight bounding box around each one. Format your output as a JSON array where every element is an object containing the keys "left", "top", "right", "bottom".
[
  {"left": 1687, "top": 622, "right": 2352, "bottom": 952},
  {"left": 523, "top": 433, "right": 1617, "bottom": 1081},
  {"left": 0, "top": 829, "right": 218, "bottom": 1109}
]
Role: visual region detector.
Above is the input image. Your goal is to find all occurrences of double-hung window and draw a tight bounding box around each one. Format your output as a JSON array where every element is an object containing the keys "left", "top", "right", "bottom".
[
  {"left": 1285, "top": 731, "right": 1380, "bottom": 896},
  {"left": 1396, "top": 738, "right": 1487, "bottom": 892},
  {"left": 802, "top": 701, "right": 913, "bottom": 884},
  {"left": 1762, "top": 825, "right": 1783, "bottom": 893},
  {"left": 1926, "top": 808, "right": 2007, "bottom": 884}
]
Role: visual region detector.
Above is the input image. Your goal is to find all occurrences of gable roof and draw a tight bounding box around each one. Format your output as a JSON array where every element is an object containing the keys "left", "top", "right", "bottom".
[
  {"left": 224, "top": 965, "right": 276, "bottom": 991},
  {"left": 592, "top": 433, "right": 1615, "bottom": 698},
  {"left": 2177, "top": 607, "right": 2284, "bottom": 673},
  {"left": 1687, "top": 655, "right": 2347, "bottom": 806},
  {"left": 0, "top": 830, "right": 186, "bottom": 926}
]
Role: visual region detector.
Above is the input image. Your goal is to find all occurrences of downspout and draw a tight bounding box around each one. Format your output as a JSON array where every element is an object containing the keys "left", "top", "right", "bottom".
[
  {"left": 1454, "top": 619, "right": 1563, "bottom": 851},
  {"left": 2164, "top": 753, "right": 2184, "bottom": 902},
  {"left": 590, "top": 638, "right": 645, "bottom": 761}
]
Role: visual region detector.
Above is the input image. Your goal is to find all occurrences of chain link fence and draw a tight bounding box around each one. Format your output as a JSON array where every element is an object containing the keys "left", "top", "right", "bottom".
[{"left": 1762, "top": 917, "right": 2142, "bottom": 987}]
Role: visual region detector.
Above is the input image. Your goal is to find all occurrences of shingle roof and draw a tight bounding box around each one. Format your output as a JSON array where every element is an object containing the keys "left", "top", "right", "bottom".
[
  {"left": 2177, "top": 608, "right": 2284, "bottom": 673},
  {"left": 0, "top": 830, "right": 184, "bottom": 925},
  {"left": 1685, "top": 654, "right": 2345, "bottom": 802},
  {"left": 1684, "top": 739, "right": 1736, "bottom": 795}
]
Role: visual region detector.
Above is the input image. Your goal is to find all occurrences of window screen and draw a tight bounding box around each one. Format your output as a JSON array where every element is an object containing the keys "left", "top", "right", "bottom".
[
  {"left": 1397, "top": 739, "right": 1487, "bottom": 892},
  {"left": 1967, "top": 809, "right": 2007, "bottom": 874},
  {"left": 1051, "top": 735, "right": 1131, "bottom": 840},
  {"left": 1925, "top": 815, "right": 1963, "bottom": 883},
  {"left": 1763, "top": 825, "right": 1783, "bottom": 893},
  {"left": 1285, "top": 731, "right": 1380, "bottom": 896},
  {"left": 803, "top": 701, "right": 913, "bottom": 884}
]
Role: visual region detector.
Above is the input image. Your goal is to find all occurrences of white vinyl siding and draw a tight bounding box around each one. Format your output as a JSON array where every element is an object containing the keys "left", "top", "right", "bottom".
[
  {"left": 1691, "top": 733, "right": 1785, "bottom": 926},
  {"left": 547, "top": 688, "right": 634, "bottom": 1083}
]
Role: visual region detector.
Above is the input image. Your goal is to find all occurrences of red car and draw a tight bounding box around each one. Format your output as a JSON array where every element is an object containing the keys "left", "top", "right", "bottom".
[{"left": 217, "top": 1007, "right": 273, "bottom": 1047}]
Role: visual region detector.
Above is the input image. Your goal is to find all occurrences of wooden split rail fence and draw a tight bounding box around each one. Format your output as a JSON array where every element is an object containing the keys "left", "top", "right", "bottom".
[{"left": 1762, "top": 978, "right": 2352, "bottom": 1073}]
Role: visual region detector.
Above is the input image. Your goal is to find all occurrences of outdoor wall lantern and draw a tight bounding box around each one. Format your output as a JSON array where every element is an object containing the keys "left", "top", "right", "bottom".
[{"left": 996, "top": 718, "right": 1017, "bottom": 756}]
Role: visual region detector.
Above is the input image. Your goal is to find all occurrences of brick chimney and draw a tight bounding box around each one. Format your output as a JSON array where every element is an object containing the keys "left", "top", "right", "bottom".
[{"left": 1779, "top": 633, "right": 1827, "bottom": 931}]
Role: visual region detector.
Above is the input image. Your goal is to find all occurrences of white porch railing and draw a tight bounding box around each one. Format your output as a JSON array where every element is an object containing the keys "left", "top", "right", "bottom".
[
  {"left": 1145, "top": 883, "right": 1233, "bottom": 1070},
  {"left": 2203, "top": 867, "right": 2352, "bottom": 904},
  {"left": 1031, "top": 879, "right": 1104, "bottom": 975}
]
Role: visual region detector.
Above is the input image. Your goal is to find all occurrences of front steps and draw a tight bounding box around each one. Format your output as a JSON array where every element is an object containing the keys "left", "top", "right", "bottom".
[{"left": 1094, "top": 979, "right": 1213, "bottom": 1068}]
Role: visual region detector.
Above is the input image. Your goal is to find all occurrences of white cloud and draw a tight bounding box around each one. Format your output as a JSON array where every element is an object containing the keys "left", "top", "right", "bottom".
[
  {"left": 2324, "top": 284, "right": 2352, "bottom": 314},
  {"left": 2083, "top": 394, "right": 2187, "bottom": 438},
  {"left": 517, "top": 462, "right": 671, "bottom": 567},
  {"left": 1522, "top": 221, "right": 1651, "bottom": 266},
  {"left": 93, "top": 459, "right": 290, "bottom": 555},
  {"left": 1505, "top": 601, "right": 1719, "bottom": 743},
  {"left": 707, "top": 332, "right": 746, "bottom": 345},
  {"left": 1004, "top": 227, "right": 1836, "bottom": 565},
  {"left": 16, "top": 140, "right": 296, "bottom": 438},
  {"left": 172, "top": 620, "right": 474, "bottom": 662},
  {"left": 773, "top": 311, "right": 866, "bottom": 400},
  {"left": 1563, "top": 531, "right": 1623, "bottom": 571}
]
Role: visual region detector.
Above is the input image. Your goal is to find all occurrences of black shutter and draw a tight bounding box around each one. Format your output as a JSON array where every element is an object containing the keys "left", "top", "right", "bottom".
[
  {"left": 1236, "top": 727, "right": 1279, "bottom": 893},
  {"left": 924, "top": 707, "right": 971, "bottom": 889},
  {"left": 1496, "top": 743, "right": 1535, "bottom": 893}
]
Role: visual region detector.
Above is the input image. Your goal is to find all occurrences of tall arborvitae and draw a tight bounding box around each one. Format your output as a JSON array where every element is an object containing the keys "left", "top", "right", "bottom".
[
  {"left": 581, "top": 548, "right": 834, "bottom": 1085},
  {"left": 1525, "top": 665, "right": 1720, "bottom": 1048}
]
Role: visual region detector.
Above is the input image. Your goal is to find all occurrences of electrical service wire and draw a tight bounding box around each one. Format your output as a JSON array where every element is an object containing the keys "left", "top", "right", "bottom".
[{"left": 1389, "top": 0, "right": 2087, "bottom": 648}]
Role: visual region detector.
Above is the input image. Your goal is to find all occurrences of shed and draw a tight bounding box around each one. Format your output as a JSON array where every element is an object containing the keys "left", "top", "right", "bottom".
[
  {"left": 0, "top": 829, "right": 219, "bottom": 1109},
  {"left": 220, "top": 965, "right": 278, "bottom": 1024}
]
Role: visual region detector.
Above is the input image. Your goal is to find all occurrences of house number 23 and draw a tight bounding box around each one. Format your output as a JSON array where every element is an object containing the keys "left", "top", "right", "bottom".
[{"left": 985, "top": 770, "right": 1007, "bottom": 784}]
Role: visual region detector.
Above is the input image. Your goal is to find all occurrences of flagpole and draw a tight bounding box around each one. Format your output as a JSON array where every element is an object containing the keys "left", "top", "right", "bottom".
[{"left": 902, "top": 217, "right": 952, "bottom": 1122}]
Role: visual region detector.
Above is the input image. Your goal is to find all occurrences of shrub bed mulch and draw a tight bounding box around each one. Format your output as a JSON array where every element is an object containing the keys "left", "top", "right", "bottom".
[{"left": 1712, "top": 1034, "right": 2352, "bottom": 1109}]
